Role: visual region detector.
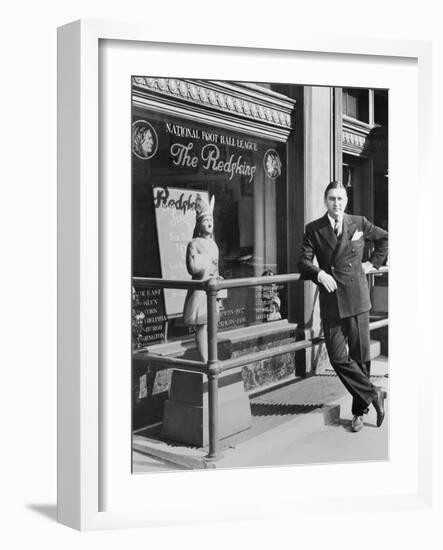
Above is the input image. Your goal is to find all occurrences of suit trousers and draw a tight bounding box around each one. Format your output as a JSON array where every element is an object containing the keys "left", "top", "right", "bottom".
[{"left": 323, "top": 311, "right": 376, "bottom": 415}]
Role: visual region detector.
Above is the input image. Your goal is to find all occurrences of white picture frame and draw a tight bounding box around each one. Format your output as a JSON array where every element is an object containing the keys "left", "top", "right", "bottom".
[{"left": 57, "top": 19, "right": 433, "bottom": 531}]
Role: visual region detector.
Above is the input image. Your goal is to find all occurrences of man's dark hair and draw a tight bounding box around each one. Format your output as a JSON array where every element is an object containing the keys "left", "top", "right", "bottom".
[{"left": 324, "top": 180, "right": 347, "bottom": 199}]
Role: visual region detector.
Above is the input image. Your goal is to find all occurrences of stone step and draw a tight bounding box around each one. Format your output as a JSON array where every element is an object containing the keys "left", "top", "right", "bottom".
[
  {"left": 133, "top": 373, "right": 351, "bottom": 470},
  {"left": 133, "top": 401, "right": 341, "bottom": 470},
  {"left": 369, "top": 356, "right": 389, "bottom": 377},
  {"left": 370, "top": 339, "right": 381, "bottom": 360},
  {"left": 133, "top": 364, "right": 389, "bottom": 471}
]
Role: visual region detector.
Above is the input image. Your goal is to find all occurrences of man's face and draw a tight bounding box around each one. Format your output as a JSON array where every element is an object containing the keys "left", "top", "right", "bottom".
[{"left": 325, "top": 188, "right": 348, "bottom": 219}]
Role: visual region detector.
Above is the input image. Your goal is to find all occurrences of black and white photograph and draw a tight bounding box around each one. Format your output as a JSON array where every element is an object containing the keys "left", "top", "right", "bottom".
[
  {"left": 131, "top": 77, "right": 389, "bottom": 472},
  {"left": 3, "top": 0, "right": 441, "bottom": 544}
]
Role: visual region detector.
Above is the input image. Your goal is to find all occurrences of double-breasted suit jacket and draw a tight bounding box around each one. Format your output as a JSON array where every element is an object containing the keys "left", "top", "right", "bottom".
[{"left": 298, "top": 213, "right": 388, "bottom": 320}]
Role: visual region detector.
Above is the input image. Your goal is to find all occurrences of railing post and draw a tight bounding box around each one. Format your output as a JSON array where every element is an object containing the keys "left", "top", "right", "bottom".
[{"left": 206, "top": 277, "right": 220, "bottom": 461}]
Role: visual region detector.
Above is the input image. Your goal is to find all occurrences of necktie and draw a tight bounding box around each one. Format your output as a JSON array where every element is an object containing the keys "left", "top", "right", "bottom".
[{"left": 334, "top": 219, "right": 340, "bottom": 237}]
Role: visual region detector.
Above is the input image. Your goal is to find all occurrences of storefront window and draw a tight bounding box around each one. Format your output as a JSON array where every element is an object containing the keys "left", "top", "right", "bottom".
[{"left": 132, "top": 90, "right": 289, "bottom": 346}]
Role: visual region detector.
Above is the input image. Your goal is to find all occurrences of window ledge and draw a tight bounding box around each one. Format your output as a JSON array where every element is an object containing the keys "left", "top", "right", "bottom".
[{"left": 134, "top": 319, "right": 298, "bottom": 359}]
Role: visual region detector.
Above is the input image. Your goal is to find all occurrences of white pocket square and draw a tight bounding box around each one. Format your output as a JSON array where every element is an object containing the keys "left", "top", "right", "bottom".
[{"left": 351, "top": 231, "right": 363, "bottom": 241}]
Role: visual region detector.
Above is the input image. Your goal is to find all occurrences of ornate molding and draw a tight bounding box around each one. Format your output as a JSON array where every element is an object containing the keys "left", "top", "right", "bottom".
[
  {"left": 342, "top": 130, "right": 369, "bottom": 152},
  {"left": 132, "top": 77, "right": 295, "bottom": 142},
  {"left": 342, "top": 115, "right": 372, "bottom": 157}
]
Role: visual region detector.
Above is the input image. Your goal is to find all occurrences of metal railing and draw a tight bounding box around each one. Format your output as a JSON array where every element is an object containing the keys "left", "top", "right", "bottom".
[{"left": 133, "top": 267, "right": 388, "bottom": 460}]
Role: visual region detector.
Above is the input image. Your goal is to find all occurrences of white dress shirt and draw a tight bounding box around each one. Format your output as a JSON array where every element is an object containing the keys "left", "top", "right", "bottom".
[{"left": 327, "top": 213, "right": 343, "bottom": 236}]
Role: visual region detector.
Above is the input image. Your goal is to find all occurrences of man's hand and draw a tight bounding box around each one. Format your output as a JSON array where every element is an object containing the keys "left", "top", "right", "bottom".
[
  {"left": 362, "top": 261, "right": 374, "bottom": 274},
  {"left": 318, "top": 270, "right": 337, "bottom": 293}
]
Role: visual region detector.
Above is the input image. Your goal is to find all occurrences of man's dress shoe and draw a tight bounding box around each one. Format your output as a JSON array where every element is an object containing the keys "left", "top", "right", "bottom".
[
  {"left": 372, "top": 386, "right": 387, "bottom": 427},
  {"left": 351, "top": 415, "right": 364, "bottom": 432}
]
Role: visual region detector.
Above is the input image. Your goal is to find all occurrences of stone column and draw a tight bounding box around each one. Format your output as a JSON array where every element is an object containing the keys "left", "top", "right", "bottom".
[{"left": 301, "top": 86, "right": 342, "bottom": 373}]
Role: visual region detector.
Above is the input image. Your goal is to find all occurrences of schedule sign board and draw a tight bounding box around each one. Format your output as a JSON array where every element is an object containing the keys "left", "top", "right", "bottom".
[{"left": 153, "top": 186, "right": 210, "bottom": 316}]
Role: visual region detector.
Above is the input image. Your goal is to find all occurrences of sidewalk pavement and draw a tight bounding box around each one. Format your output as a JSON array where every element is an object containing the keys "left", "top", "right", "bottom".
[{"left": 133, "top": 356, "right": 389, "bottom": 473}]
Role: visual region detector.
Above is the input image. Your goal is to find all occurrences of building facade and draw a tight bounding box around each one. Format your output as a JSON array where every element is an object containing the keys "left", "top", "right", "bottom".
[{"left": 131, "top": 78, "right": 388, "bottom": 429}]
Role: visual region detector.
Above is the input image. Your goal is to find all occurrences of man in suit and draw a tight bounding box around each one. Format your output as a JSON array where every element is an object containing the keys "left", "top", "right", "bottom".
[{"left": 298, "top": 181, "right": 388, "bottom": 432}]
